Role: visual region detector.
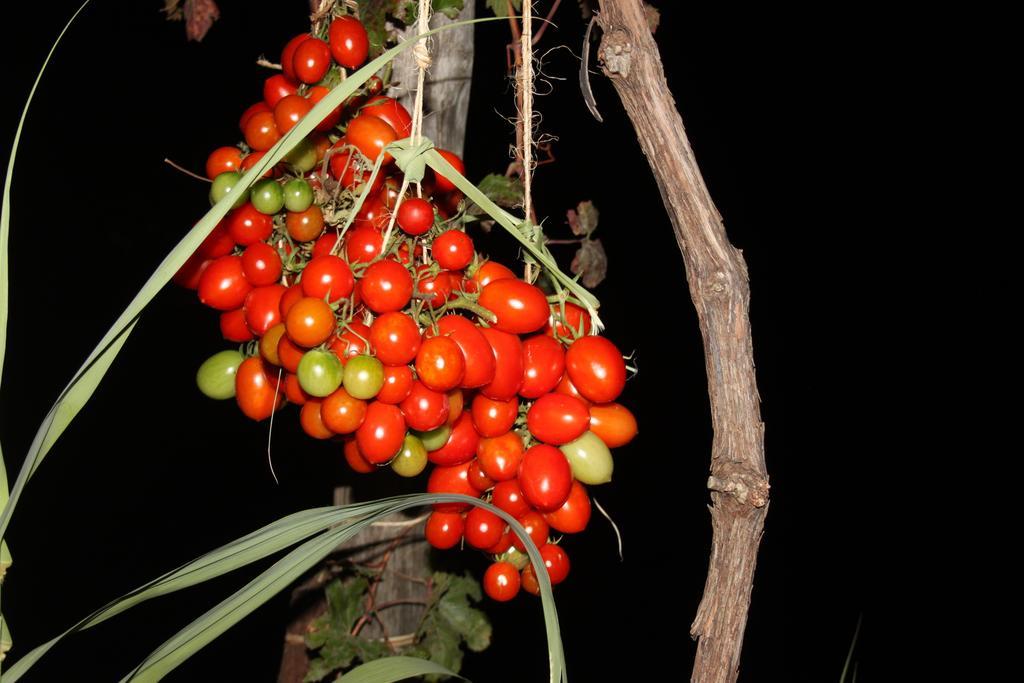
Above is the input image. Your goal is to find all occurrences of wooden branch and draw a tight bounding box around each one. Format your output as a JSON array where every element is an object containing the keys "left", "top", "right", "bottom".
[{"left": 593, "top": 2, "right": 769, "bottom": 682}]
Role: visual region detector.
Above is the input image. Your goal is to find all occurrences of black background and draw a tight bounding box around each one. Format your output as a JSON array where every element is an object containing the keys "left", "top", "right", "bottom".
[{"left": 0, "top": 1, "right": 872, "bottom": 681}]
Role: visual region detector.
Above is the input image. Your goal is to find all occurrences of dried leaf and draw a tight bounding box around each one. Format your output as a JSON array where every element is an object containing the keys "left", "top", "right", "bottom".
[
  {"left": 644, "top": 3, "right": 661, "bottom": 33},
  {"left": 184, "top": 0, "right": 219, "bottom": 42},
  {"left": 572, "top": 238, "right": 608, "bottom": 288},
  {"left": 476, "top": 173, "right": 524, "bottom": 209},
  {"left": 163, "top": 0, "right": 184, "bottom": 21},
  {"left": 567, "top": 200, "right": 599, "bottom": 237}
]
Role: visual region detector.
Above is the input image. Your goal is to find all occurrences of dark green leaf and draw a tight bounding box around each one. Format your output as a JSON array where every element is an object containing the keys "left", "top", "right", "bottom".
[
  {"left": 474, "top": 174, "right": 524, "bottom": 210},
  {"left": 356, "top": 0, "right": 399, "bottom": 57},
  {"left": 329, "top": 576, "right": 370, "bottom": 633},
  {"left": 420, "top": 612, "right": 464, "bottom": 674},
  {"left": 486, "top": 0, "right": 521, "bottom": 18},
  {"left": 433, "top": 0, "right": 465, "bottom": 20}
]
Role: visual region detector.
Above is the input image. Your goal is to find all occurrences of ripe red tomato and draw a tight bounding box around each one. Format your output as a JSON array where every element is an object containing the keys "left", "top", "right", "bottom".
[
  {"left": 301, "top": 255, "right": 354, "bottom": 303},
  {"left": 239, "top": 150, "right": 279, "bottom": 178},
  {"left": 199, "top": 255, "right": 253, "bottom": 311},
  {"left": 479, "top": 279, "right": 549, "bottom": 334},
  {"left": 259, "top": 324, "right": 286, "bottom": 366},
  {"left": 321, "top": 387, "right": 367, "bottom": 434},
  {"left": 353, "top": 195, "right": 391, "bottom": 231},
  {"left": 464, "top": 507, "right": 504, "bottom": 549},
  {"left": 479, "top": 328, "right": 523, "bottom": 400},
  {"left": 433, "top": 149, "right": 465, "bottom": 194},
  {"left": 511, "top": 511, "right": 549, "bottom": 552},
  {"left": 377, "top": 364, "right": 414, "bottom": 404},
  {"left": 415, "top": 268, "right": 456, "bottom": 309},
  {"left": 239, "top": 101, "right": 271, "bottom": 132},
  {"left": 244, "top": 110, "right": 282, "bottom": 152},
  {"left": 355, "top": 401, "right": 406, "bottom": 464},
  {"left": 416, "top": 336, "right": 466, "bottom": 392},
  {"left": 491, "top": 479, "right": 531, "bottom": 519},
  {"left": 226, "top": 203, "right": 274, "bottom": 245},
  {"left": 427, "top": 412, "right": 480, "bottom": 466},
  {"left": 526, "top": 393, "right": 590, "bottom": 445},
  {"left": 471, "top": 260, "right": 516, "bottom": 289},
  {"left": 205, "top": 146, "right": 242, "bottom": 179},
  {"left": 329, "top": 16, "right": 369, "bottom": 69},
  {"left": 236, "top": 357, "right": 284, "bottom": 421},
  {"left": 287, "top": 205, "right": 325, "bottom": 242},
  {"left": 345, "top": 226, "right": 384, "bottom": 264},
  {"left": 477, "top": 431, "right": 524, "bottom": 481},
  {"left": 279, "top": 284, "right": 304, "bottom": 318},
  {"left": 467, "top": 460, "right": 494, "bottom": 492},
  {"left": 471, "top": 395, "right": 518, "bottom": 437},
  {"left": 396, "top": 197, "right": 434, "bottom": 235},
  {"left": 284, "top": 372, "right": 311, "bottom": 405},
  {"left": 425, "top": 511, "right": 464, "bottom": 549},
  {"left": 369, "top": 312, "right": 421, "bottom": 365},
  {"left": 427, "top": 460, "right": 478, "bottom": 512},
  {"left": 429, "top": 316, "right": 495, "bottom": 389},
  {"left": 360, "top": 260, "right": 413, "bottom": 312},
  {"left": 197, "top": 222, "right": 235, "bottom": 260},
  {"left": 399, "top": 380, "right": 449, "bottom": 432},
  {"left": 588, "top": 402, "right": 638, "bottom": 448},
  {"left": 483, "top": 562, "right": 520, "bottom": 602},
  {"left": 313, "top": 231, "right": 342, "bottom": 258},
  {"left": 292, "top": 37, "right": 331, "bottom": 84},
  {"left": 219, "top": 308, "right": 253, "bottom": 342},
  {"left": 538, "top": 544, "right": 570, "bottom": 584},
  {"left": 285, "top": 297, "right": 335, "bottom": 347},
  {"left": 273, "top": 94, "right": 312, "bottom": 134},
  {"left": 546, "top": 301, "right": 593, "bottom": 338},
  {"left": 486, "top": 529, "right": 514, "bottom": 555},
  {"left": 174, "top": 254, "right": 212, "bottom": 290},
  {"left": 346, "top": 114, "right": 398, "bottom": 164},
  {"left": 277, "top": 335, "right": 306, "bottom": 374},
  {"left": 241, "top": 242, "right": 283, "bottom": 287},
  {"left": 280, "top": 33, "right": 310, "bottom": 81},
  {"left": 344, "top": 438, "right": 375, "bottom": 473},
  {"left": 361, "top": 96, "right": 413, "bottom": 137},
  {"left": 263, "top": 74, "right": 299, "bottom": 108},
  {"left": 565, "top": 335, "right": 627, "bottom": 403},
  {"left": 543, "top": 480, "right": 591, "bottom": 533},
  {"left": 518, "top": 444, "right": 573, "bottom": 512},
  {"left": 433, "top": 230, "right": 474, "bottom": 271},
  {"left": 306, "top": 85, "right": 342, "bottom": 132},
  {"left": 520, "top": 334, "right": 565, "bottom": 399},
  {"left": 521, "top": 564, "right": 541, "bottom": 596},
  {"left": 327, "top": 321, "right": 372, "bottom": 364},
  {"left": 300, "top": 400, "right": 334, "bottom": 440},
  {"left": 243, "top": 284, "right": 286, "bottom": 336}
]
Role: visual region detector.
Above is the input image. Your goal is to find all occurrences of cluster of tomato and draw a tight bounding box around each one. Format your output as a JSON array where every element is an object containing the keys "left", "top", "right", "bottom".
[{"left": 175, "top": 10, "right": 637, "bottom": 603}]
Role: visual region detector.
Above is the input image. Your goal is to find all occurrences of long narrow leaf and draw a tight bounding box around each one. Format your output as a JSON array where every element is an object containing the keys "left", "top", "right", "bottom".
[
  {"left": 0, "top": 13, "right": 503, "bottom": 540},
  {"left": 339, "top": 656, "right": 466, "bottom": 682}
]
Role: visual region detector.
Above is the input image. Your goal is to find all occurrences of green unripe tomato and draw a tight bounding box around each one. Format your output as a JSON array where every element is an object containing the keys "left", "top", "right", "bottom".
[
  {"left": 414, "top": 424, "right": 451, "bottom": 451},
  {"left": 297, "top": 350, "right": 343, "bottom": 397},
  {"left": 497, "top": 547, "right": 530, "bottom": 571},
  {"left": 283, "top": 178, "right": 314, "bottom": 212},
  {"left": 285, "top": 138, "right": 318, "bottom": 173},
  {"left": 343, "top": 355, "right": 385, "bottom": 399},
  {"left": 391, "top": 434, "right": 428, "bottom": 477},
  {"left": 559, "top": 430, "right": 613, "bottom": 484},
  {"left": 209, "top": 171, "right": 247, "bottom": 208},
  {"left": 196, "top": 349, "right": 245, "bottom": 399},
  {"left": 250, "top": 179, "right": 285, "bottom": 215}
]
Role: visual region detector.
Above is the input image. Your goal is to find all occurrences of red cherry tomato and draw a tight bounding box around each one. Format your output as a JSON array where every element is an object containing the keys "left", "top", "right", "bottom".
[
  {"left": 546, "top": 301, "right": 593, "bottom": 338},
  {"left": 292, "top": 37, "right": 331, "bottom": 84},
  {"left": 285, "top": 297, "right": 335, "bottom": 348},
  {"left": 313, "top": 231, "right": 342, "bottom": 257},
  {"left": 355, "top": 401, "right": 406, "bottom": 464},
  {"left": 301, "top": 255, "right": 354, "bottom": 303},
  {"left": 433, "top": 230, "right": 474, "bottom": 271},
  {"left": 588, "top": 402, "right": 638, "bottom": 448},
  {"left": 554, "top": 372, "right": 590, "bottom": 405},
  {"left": 483, "top": 562, "right": 520, "bottom": 602},
  {"left": 526, "top": 393, "right": 590, "bottom": 445},
  {"left": 321, "top": 387, "right": 367, "bottom": 434},
  {"left": 491, "top": 479, "right": 531, "bottom": 519},
  {"left": 246, "top": 110, "right": 282, "bottom": 152},
  {"left": 327, "top": 321, "right": 371, "bottom": 364},
  {"left": 377, "top": 364, "right": 414, "bottom": 404},
  {"left": 543, "top": 480, "right": 591, "bottom": 533},
  {"left": 465, "top": 507, "right": 504, "bottom": 549},
  {"left": 198, "top": 222, "right": 235, "bottom": 260},
  {"left": 243, "top": 284, "right": 286, "bottom": 336},
  {"left": 415, "top": 336, "right": 466, "bottom": 392},
  {"left": 369, "top": 312, "right": 421, "bottom": 365},
  {"left": 487, "top": 529, "right": 514, "bottom": 555},
  {"left": 479, "top": 328, "right": 523, "bottom": 400},
  {"left": 345, "top": 226, "right": 384, "bottom": 264},
  {"left": 427, "top": 461, "right": 479, "bottom": 512},
  {"left": 520, "top": 334, "right": 566, "bottom": 399},
  {"left": 199, "top": 255, "right": 252, "bottom": 311},
  {"left": 263, "top": 74, "right": 299, "bottom": 108},
  {"left": 329, "top": 16, "right": 369, "bottom": 69},
  {"left": 518, "top": 444, "right": 573, "bottom": 512},
  {"left": 361, "top": 96, "right": 413, "bottom": 137},
  {"left": 471, "top": 260, "right": 516, "bottom": 289},
  {"left": 467, "top": 460, "right": 494, "bottom": 492},
  {"left": 241, "top": 242, "right": 283, "bottom": 287},
  {"left": 239, "top": 150, "right": 280, "bottom": 178},
  {"left": 399, "top": 380, "right": 449, "bottom": 432},
  {"left": 538, "top": 544, "right": 571, "bottom": 584},
  {"left": 431, "top": 315, "right": 496, "bottom": 389},
  {"left": 415, "top": 268, "right": 456, "bottom": 309},
  {"left": 284, "top": 372, "right": 311, "bottom": 405},
  {"left": 240, "top": 101, "right": 270, "bottom": 132},
  {"left": 433, "top": 149, "right": 465, "bottom": 194},
  {"left": 279, "top": 284, "right": 304, "bottom": 318},
  {"left": 280, "top": 33, "right": 310, "bottom": 81},
  {"left": 396, "top": 197, "right": 434, "bottom": 235},
  {"left": 471, "top": 395, "right": 518, "bottom": 437},
  {"left": 236, "top": 357, "right": 284, "bottom": 421},
  {"left": 344, "top": 438, "right": 375, "bottom": 473},
  {"left": 273, "top": 94, "right": 312, "bottom": 134},
  {"left": 565, "top": 335, "right": 628, "bottom": 403},
  {"left": 287, "top": 205, "right": 326, "bottom": 242},
  {"left": 346, "top": 114, "right": 398, "bottom": 164},
  {"left": 174, "top": 254, "right": 212, "bottom": 290},
  {"left": 425, "top": 511, "right": 464, "bottom": 549},
  {"left": 479, "top": 279, "right": 550, "bottom": 334},
  {"left": 306, "top": 85, "right": 342, "bottom": 132},
  {"left": 300, "top": 400, "right": 334, "bottom": 440},
  {"left": 477, "top": 431, "right": 525, "bottom": 481},
  {"left": 277, "top": 335, "right": 306, "bottom": 374},
  {"left": 205, "top": 146, "right": 242, "bottom": 179},
  {"left": 427, "top": 412, "right": 480, "bottom": 467},
  {"left": 361, "top": 260, "right": 413, "bottom": 312},
  {"left": 511, "top": 511, "right": 549, "bottom": 552},
  {"left": 226, "top": 203, "right": 274, "bottom": 246},
  {"left": 219, "top": 308, "right": 253, "bottom": 342}
]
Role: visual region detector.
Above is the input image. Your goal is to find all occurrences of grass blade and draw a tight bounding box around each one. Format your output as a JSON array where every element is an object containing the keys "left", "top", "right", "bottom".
[{"left": 338, "top": 656, "right": 466, "bottom": 682}]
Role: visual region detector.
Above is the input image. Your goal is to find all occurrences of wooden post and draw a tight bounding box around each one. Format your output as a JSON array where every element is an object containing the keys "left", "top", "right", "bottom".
[{"left": 593, "top": 2, "right": 770, "bottom": 682}]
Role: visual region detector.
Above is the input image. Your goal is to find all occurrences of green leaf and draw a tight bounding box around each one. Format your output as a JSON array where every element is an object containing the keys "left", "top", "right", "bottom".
[
  {"left": 337, "top": 655, "right": 465, "bottom": 682},
  {"left": 432, "top": 0, "right": 465, "bottom": 20},
  {"left": 474, "top": 174, "right": 524, "bottom": 210},
  {"left": 485, "top": 0, "right": 521, "bottom": 18},
  {"left": 436, "top": 579, "right": 490, "bottom": 653},
  {"left": 356, "top": 0, "right": 398, "bottom": 57},
  {"left": 327, "top": 576, "right": 370, "bottom": 634}
]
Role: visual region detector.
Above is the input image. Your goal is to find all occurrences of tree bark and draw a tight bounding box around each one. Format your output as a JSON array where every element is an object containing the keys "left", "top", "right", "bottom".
[{"left": 593, "top": 2, "right": 770, "bottom": 683}]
